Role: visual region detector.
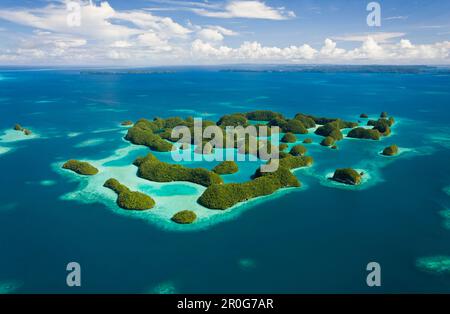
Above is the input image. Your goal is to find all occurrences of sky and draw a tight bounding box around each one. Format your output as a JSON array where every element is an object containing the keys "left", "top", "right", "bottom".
[{"left": 0, "top": 0, "right": 449, "bottom": 66}]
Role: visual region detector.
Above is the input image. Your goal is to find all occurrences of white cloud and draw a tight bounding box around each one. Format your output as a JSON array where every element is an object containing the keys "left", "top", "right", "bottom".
[
  {"left": 333, "top": 32, "right": 406, "bottom": 43},
  {"left": 193, "top": 1, "right": 296, "bottom": 20},
  {"left": 197, "top": 26, "right": 237, "bottom": 41}
]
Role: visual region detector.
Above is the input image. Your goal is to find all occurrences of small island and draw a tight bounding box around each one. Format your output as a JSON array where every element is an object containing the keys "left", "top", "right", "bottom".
[
  {"left": 320, "top": 136, "right": 335, "bottom": 147},
  {"left": 13, "top": 124, "right": 32, "bottom": 136},
  {"left": 121, "top": 120, "right": 133, "bottom": 126},
  {"left": 303, "top": 138, "right": 313, "bottom": 144},
  {"left": 382, "top": 144, "right": 399, "bottom": 156},
  {"left": 330, "top": 168, "right": 362, "bottom": 185},
  {"left": 104, "top": 178, "right": 155, "bottom": 210},
  {"left": 347, "top": 127, "right": 381, "bottom": 140},
  {"left": 213, "top": 161, "right": 239, "bottom": 175},
  {"left": 281, "top": 132, "right": 297, "bottom": 143},
  {"left": 62, "top": 160, "right": 99, "bottom": 175},
  {"left": 360, "top": 113, "right": 369, "bottom": 118},
  {"left": 171, "top": 210, "right": 197, "bottom": 224},
  {"left": 289, "top": 144, "right": 307, "bottom": 156},
  {"left": 134, "top": 153, "right": 223, "bottom": 187}
]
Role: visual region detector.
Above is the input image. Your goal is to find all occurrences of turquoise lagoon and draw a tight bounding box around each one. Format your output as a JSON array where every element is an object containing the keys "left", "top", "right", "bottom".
[{"left": 1, "top": 66, "right": 450, "bottom": 293}]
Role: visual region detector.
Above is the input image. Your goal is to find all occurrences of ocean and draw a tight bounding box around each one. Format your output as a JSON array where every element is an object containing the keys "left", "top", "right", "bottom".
[{"left": 0, "top": 66, "right": 450, "bottom": 293}]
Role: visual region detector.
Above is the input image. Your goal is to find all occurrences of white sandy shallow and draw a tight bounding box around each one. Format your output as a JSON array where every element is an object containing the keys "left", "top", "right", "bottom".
[
  {"left": 0, "top": 129, "right": 40, "bottom": 143},
  {"left": 55, "top": 140, "right": 306, "bottom": 232}
]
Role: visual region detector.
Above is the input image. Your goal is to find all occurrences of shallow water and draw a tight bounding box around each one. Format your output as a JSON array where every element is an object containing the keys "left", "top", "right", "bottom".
[{"left": 0, "top": 67, "right": 450, "bottom": 293}]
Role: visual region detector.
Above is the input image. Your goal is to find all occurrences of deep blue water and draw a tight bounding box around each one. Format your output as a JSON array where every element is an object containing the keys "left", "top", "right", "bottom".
[{"left": 0, "top": 67, "right": 450, "bottom": 293}]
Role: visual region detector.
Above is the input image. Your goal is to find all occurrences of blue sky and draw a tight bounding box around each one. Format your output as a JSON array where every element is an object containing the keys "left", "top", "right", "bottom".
[{"left": 0, "top": 0, "right": 449, "bottom": 65}]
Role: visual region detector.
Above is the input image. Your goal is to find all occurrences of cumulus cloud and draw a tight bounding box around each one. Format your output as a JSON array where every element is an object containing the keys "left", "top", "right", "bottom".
[
  {"left": 0, "top": 1, "right": 448, "bottom": 65},
  {"left": 192, "top": 1, "right": 296, "bottom": 20}
]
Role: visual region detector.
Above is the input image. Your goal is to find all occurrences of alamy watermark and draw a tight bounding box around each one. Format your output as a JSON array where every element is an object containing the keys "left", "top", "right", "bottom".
[
  {"left": 367, "top": 2, "right": 381, "bottom": 27},
  {"left": 170, "top": 119, "right": 280, "bottom": 173}
]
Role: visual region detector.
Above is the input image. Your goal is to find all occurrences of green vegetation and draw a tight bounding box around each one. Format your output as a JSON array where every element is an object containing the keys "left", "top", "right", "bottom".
[
  {"left": 331, "top": 168, "right": 362, "bottom": 185},
  {"left": 283, "top": 119, "right": 308, "bottom": 134},
  {"left": 217, "top": 113, "right": 248, "bottom": 127},
  {"left": 315, "top": 122, "right": 343, "bottom": 141},
  {"left": 103, "top": 178, "right": 155, "bottom": 210},
  {"left": 294, "top": 114, "right": 316, "bottom": 128},
  {"left": 347, "top": 127, "right": 381, "bottom": 140},
  {"left": 213, "top": 161, "right": 239, "bottom": 175},
  {"left": 62, "top": 160, "right": 99, "bottom": 176},
  {"left": 382, "top": 144, "right": 399, "bottom": 156},
  {"left": 289, "top": 144, "right": 307, "bottom": 156},
  {"left": 279, "top": 143, "right": 288, "bottom": 151},
  {"left": 320, "top": 136, "right": 335, "bottom": 147},
  {"left": 370, "top": 119, "right": 392, "bottom": 136},
  {"left": 13, "top": 124, "right": 32, "bottom": 136},
  {"left": 171, "top": 210, "right": 197, "bottom": 224},
  {"left": 303, "top": 138, "right": 313, "bottom": 144},
  {"left": 246, "top": 110, "right": 283, "bottom": 121},
  {"left": 198, "top": 167, "right": 300, "bottom": 210},
  {"left": 360, "top": 113, "right": 369, "bottom": 118},
  {"left": 281, "top": 132, "right": 297, "bottom": 143},
  {"left": 267, "top": 117, "right": 288, "bottom": 130},
  {"left": 125, "top": 119, "right": 174, "bottom": 152},
  {"left": 121, "top": 120, "right": 133, "bottom": 126},
  {"left": 134, "top": 153, "right": 223, "bottom": 187}
]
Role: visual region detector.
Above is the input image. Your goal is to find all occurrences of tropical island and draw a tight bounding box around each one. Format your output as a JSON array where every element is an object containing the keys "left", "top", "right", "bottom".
[
  {"left": 59, "top": 109, "right": 396, "bottom": 226},
  {"left": 330, "top": 168, "right": 363, "bottom": 185},
  {"left": 104, "top": 178, "right": 155, "bottom": 210},
  {"left": 382, "top": 144, "right": 399, "bottom": 156},
  {"left": 62, "top": 160, "right": 99, "bottom": 175},
  {"left": 13, "top": 124, "right": 32, "bottom": 136}
]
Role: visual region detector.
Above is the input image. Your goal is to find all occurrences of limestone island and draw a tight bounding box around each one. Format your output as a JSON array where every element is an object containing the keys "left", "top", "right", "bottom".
[
  {"left": 289, "top": 144, "right": 307, "bottom": 156},
  {"left": 382, "top": 144, "right": 399, "bottom": 156},
  {"left": 281, "top": 132, "right": 297, "bottom": 143},
  {"left": 121, "top": 120, "right": 134, "bottom": 126},
  {"left": 62, "top": 160, "right": 99, "bottom": 176},
  {"left": 171, "top": 210, "right": 197, "bottom": 224},
  {"left": 303, "top": 138, "right": 313, "bottom": 144},
  {"left": 360, "top": 113, "right": 369, "bottom": 118},
  {"left": 330, "top": 168, "right": 362, "bottom": 185},
  {"left": 213, "top": 161, "right": 239, "bottom": 175},
  {"left": 104, "top": 178, "right": 155, "bottom": 210},
  {"left": 13, "top": 124, "right": 32, "bottom": 136},
  {"left": 321, "top": 136, "right": 335, "bottom": 147}
]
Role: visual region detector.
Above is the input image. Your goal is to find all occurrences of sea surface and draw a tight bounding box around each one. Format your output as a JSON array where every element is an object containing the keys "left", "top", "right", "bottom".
[{"left": 0, "top": 66, "right": 450, "bottom": 293}]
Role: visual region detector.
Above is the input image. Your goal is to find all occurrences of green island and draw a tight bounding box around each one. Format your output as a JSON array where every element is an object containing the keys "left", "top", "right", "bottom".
[
  {"left": 171, "top": 210, "right": 197, "bottom": 224},
  {"left": 213, "top": 161, "right": 239, "bottom": 175},
  {"left": 134, "top": 153, "right": 223, "bottom": 187},
  {"left": 104, "top": 178, "right": 155, "bottom": 210},
  {"left": 289, "top": 144, "right": 307, "bottom": 156},
  {"left": 121, "top": 120, "right": 133, "bottom": 126},
  {"left": 321, "top": 136, "right": 336, "bottom": 147},
  {"left": 281, "top": 132, "right": 297, "bottom": 143},
  {"left": 198, "top": 154, "right": 313, "bottom": 210},
  {"left": 13, "top": 124, "right": 32, "bottom": 136},
  {"left": 330, "top": 168, "right": 362, "bottom": 185},
  {"left": 60, "top": 109, "right": 402, "bottom": 225},
  {"left": 62, "top": 160, "right": 99, "bottom": 175},
  {"left": 382, "top": 144, "right": 399, "bottom": 156},
  {"left": 416, "top": 256, "right": 450, "bottom": 274},
  {"left": 360, "top": 113, "right": 369, "bottom": 118}
]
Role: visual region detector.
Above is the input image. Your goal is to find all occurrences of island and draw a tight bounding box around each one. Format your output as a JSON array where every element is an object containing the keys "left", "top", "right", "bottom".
[
  {"left": 330, "top": 168, "right": 362, "bottom": 185},
  {"left": 62, "top": 160, "right": 99, "bottom": 175},
  {"left": 303, "top": 138, "right": 313, "bottom": 144},
  {"left": 281, "top": 132, "right": 297, "bottom": 143},
  {"left": 320, "top": 136, "right": 335, "bottom": 147},
  {"left": 213, "top": 161, "right": 239, "bottom": 175},
  {"left": 360, "top": 113, "right": 369, "bottom": 118},
  {"left": 134, "top": 153, "right": 223, "bottom": 187},
  {"left": 13, "top": 124, "right": 32, "bottom": 136},
  {"left": 103, "top": 178, "right": 155, "bottom": 210},
  {"left": 279, "top": 143, "right": 289, "bottom": 151},
  {"left": 246, "top": 110, "right": 284, "bottom": 121},
  {"left": 171, "top": 210, "right": 197, "bottom": 224},
  {"left": 121, "top": 120, "right": 133, "bottom": 126},
  {"left": 382, "top": 144, "right": 399, "bottom": 156},
  {"left": 347, "top": 127, "right": 381, "bottom": 140},
  {"left": 289, "top": 144, "right": 307, "bottom": 156}
]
